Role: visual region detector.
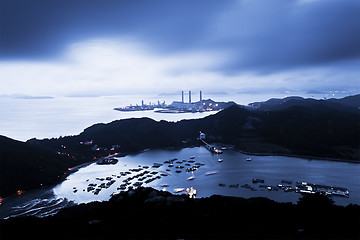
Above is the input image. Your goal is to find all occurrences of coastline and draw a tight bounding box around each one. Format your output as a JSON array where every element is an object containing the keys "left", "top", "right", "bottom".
[
  {"left": 232, "top": 147, "right": 360, "bottom": 164},
  {"left": 200, "top": 141, "right": 360, "bottom": 163}
]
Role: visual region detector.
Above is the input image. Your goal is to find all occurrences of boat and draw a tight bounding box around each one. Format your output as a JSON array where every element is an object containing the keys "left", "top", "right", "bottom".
[
  {"left": 214, "top": 148, "right": 223, "bottom": 154},
  {"left": 190, "top": 155, "right": 196, "bottom": 159},
  {"left": 187, "top": 176, "right": 195, "bottom": 181},
  {"left": 246, "top": 158, "right": 252, "bottom": 161},
  {"left": 97, "top": 158, "right": 118, "bottom": 165},
  {"left": 205, "top": 170, "right": 218, "bottom": 176},
  {"left": 174, "top": 188, "right": 184, "bottom": 193},
  {"left": 252, "top": 178, "right": 264, "bottom": 184},
  {"left": 217, "top": 158, "right": 223, "bottom": 162},
  {"left": 152, "top": 163, "right": 163, "bottom": 168}
]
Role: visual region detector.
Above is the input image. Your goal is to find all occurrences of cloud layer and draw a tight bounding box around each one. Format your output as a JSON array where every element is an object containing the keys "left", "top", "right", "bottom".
[{"left": 0, "top": 0, "right": 359, "bottom": 96}]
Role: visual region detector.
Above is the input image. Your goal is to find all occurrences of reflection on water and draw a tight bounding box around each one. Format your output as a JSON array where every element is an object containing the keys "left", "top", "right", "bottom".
[
  {"left": 2, "top": 147, "right": 359, "bottom": 219},
  {"left": 0, "top": 188, "right": 74, "bottom": 219}
]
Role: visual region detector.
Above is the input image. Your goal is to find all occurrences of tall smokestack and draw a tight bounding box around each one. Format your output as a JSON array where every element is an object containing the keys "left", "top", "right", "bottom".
[
  {"left": 182, "top": 91, "right": 184, "bottom": 103},
  {"left": 189, "top": 91, "right": 191, "bottom": 103},
  {"left": 200, "top": 91, "right": 202, "bottom": 101}
]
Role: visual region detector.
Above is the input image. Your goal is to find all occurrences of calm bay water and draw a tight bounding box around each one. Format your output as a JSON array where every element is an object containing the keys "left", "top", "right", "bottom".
[
  {"left": 1, "top": 147, "right": 359, "bottom": 219},
  {"left": 54, "top": 147, "right": 360, "bottom": 206}
]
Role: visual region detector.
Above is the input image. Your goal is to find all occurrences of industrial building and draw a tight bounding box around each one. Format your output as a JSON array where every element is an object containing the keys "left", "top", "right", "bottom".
[
  {"left": 170, "top": 91, "right": 204, "bottom": 112},
  {"left": 115, "top": 90, "right": 224, "bottom": 113}
]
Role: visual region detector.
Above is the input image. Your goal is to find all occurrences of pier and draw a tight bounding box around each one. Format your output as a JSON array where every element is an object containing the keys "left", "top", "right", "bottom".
[{"left": 201, "top": 139, "right": 223, "bottom": 154}]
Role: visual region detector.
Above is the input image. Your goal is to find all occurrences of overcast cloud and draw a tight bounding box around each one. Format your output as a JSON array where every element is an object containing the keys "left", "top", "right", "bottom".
[{"left": 0, "top": 0, "right": 359, "bottom": 96}]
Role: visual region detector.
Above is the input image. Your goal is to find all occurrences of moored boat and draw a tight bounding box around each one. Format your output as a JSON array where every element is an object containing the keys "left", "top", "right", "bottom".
[
  {"left": 187, "top": 175, "right": 195, "bottom": 181},
  {"left": 205, "top": 170, "right": 218, "bottom": 176},
  {"left": 174, "top": 188, "right": 184, "bottom": 193}
]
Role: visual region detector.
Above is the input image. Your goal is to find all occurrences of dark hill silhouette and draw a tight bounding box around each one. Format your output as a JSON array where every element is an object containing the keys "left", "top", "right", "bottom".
[
  {"left": 254, "top": 104, "right": 359, "bottom": 158},
  {"left": 80, "top": 117, "right": 183, "bottom": 151},
  {"left": 0, "top": 135, "right": 72, "bottom": 197},
  {"left": 249, "top": 94, "right": 360, "bottom": 113}
]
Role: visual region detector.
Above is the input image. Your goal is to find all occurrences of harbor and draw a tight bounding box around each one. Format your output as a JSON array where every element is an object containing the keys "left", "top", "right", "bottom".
[
  {"left": 1, "top": 146, "right": 358, "bottom": 219},
  {"left": 200, "top": 139, "right": 223, "bottom": 154},
  {"left": 48, "top": 147, "right": 360, "bottom": 206}
]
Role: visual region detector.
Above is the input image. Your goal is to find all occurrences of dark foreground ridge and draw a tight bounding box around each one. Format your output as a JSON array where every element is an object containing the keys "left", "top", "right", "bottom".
[{"left": 1, "top": 187, "right": 359, "bottom": 239}]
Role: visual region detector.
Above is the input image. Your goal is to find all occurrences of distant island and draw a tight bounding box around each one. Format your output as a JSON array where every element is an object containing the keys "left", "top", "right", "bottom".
[{"left": 114, "top": 90, "right": 235, "bottom": 113}]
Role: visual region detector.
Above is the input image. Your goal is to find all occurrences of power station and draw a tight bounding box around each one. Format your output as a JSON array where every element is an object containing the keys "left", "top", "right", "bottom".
[
  {"left": 115, "top": 90, "right": 223, "bottom": 113},
  {"left": 181, "top": 90, "right": 202, "bottom": 103},
  {"left": 170, "top": 90, "right": 204, "bottom": 111}
]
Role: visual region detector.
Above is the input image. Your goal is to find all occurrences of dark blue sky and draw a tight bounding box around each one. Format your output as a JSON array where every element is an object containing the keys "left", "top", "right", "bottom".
[{"left": 1, "top": 0, "right": 359, "bottom": 96}]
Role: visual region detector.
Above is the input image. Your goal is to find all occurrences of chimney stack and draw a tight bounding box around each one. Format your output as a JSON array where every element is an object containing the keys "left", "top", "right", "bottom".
[
  {"left": 200, "top": 91, "right": 202, "bottom": 102},
  {"left": 182, "top": 91, "right": 184, "bottom": 103},
  {"left": 189, "top": 91, "right": 191, "bottom": 103}
]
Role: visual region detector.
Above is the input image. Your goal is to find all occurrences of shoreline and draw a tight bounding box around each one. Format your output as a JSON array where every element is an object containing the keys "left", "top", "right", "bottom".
[
  {"left": 129, "top": 143, "right": 360, "bottom": 164},
  {"left": 233, "top": 147, "right": 360, "bottom": 164},
  {"left": 200, "top": 141, "right": 360, "bottom": 163}
]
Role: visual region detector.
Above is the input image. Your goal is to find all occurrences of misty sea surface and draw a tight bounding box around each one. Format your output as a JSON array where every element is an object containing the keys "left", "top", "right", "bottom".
[{"left": 0, "top": 91, "right": 350, "bottom": 141}]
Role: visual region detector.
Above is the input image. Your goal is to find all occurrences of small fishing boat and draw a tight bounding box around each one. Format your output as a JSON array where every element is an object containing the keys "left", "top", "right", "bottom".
[
  {"left": 246, "top": 158, "right": 252, "bottom": 161},
  {"left": 205, "top": 170, "right": 218, "bottom": 176},
  {"left": 174, "top": 188, "right": 184, "bottom": 193},
  {"left": 218, "top": 158, "right": 223, "bottom": 162},
  {"left": 187, "top": 175, "right": 195, "bottom": 181}
]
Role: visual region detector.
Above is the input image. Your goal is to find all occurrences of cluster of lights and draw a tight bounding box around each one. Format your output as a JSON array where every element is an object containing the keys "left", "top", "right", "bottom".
[{"left": 17, "top": 190, "right": 25, "bottom": 196}]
